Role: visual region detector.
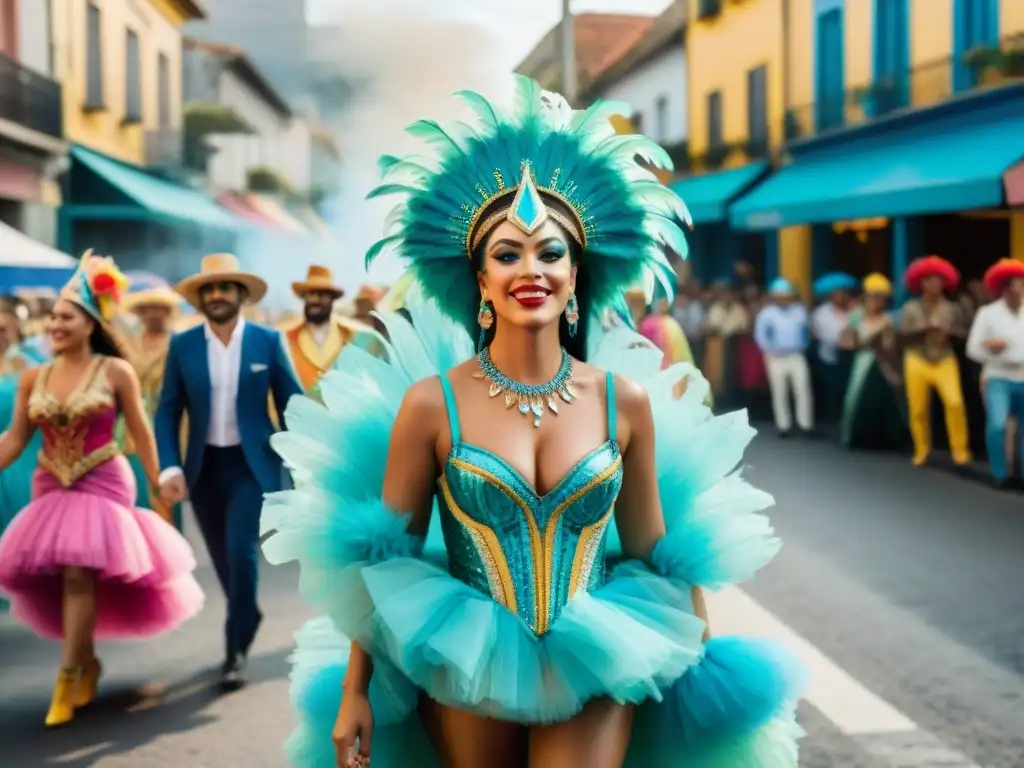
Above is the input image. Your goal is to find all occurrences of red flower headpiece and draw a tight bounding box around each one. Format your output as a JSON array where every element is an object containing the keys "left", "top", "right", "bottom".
[
  {"left": 983, "top": 258, "right": 1024, "bottom": 297},
  {"left": 904, "top": 256, "right": 959, "bottom": 294}
]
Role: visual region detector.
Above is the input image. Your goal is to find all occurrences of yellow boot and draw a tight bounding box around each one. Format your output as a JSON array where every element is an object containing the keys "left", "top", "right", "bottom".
[
  {"left": 45, "top": 668, "right": 81, "bottom": 727},
  {"left": 76, "top": 658, "right": 102, "bottom": 708}
]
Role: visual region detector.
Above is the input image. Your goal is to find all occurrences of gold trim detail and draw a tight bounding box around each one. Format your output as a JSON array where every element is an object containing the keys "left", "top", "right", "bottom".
[
  {"left": 568, "top": 505, "right": 615, "bottom": 599},
  {"left": 38, "top": 441, "right": 120, "bottom": 488},
  {"left": 449, "top": 452, "right": 622, "bottom": 635},
  {"left": 449, "top": 457, "right": 542, "bottom": 630},
  {"left": 539, "top": 455, "right": 622, "bottom": 632},
  {"left": 440, "top": 472, "right": 519, "bottom": 614}
]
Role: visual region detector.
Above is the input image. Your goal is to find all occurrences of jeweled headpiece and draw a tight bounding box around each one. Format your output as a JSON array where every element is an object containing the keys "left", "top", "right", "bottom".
[
  {"left": 365, "top": 77, "right": 692, "bottom": 334},
  {"left": 59, "top": 249, "right": 130, "bottom": 323}
]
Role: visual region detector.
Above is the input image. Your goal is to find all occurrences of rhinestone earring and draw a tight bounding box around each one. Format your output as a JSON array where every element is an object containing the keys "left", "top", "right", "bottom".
[
  {"left": 565, "top": 292, "right": 579, "bottom": 337},
  {"left": 477, "top": 299, "right": 493, "bottom": 349}
]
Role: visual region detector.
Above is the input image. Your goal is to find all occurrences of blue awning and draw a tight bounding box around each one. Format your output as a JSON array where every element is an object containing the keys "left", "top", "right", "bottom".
[
  {"left": 65, "top": 146, "right": 243, "bottom": 229},
  {"left": 669, "top": 163, "right": 769, "bottom": 224},
  {"left": 731, "top": 97, "right": 1024, "bottom": 230}
]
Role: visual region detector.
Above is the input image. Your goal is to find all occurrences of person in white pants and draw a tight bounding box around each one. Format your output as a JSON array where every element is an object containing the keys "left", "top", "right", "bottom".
[{"left": 754, "top": 278, "right": 814, "bottom": 436}]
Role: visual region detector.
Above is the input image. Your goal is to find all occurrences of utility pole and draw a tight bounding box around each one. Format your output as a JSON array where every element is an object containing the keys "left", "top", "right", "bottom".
[{"left": 560, "top": 0, "right": 578, "bottom": 104}]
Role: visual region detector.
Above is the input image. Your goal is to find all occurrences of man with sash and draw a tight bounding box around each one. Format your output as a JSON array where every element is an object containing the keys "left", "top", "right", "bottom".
[{"left": 283, "top": 266, "right": 353, "bottom": 399}]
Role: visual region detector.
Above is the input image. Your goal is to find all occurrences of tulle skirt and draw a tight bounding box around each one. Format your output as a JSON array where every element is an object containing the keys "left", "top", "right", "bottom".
[{"left": 0, "top": 456, "right": 203, "bottom": 639}]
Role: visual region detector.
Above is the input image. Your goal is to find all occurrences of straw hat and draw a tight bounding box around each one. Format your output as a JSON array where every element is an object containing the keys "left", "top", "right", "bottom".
[
  {"left": 355, "top": 284, "right": 386, "bottom": 303},
  {"left": 123, "top": 287, "right": 182, "bottom": 313},
  {"left": 292, "top": 265, "right": 344, "bottom": 298},
  {"left": 174, "top": 253, "right": 267, "bottom": 309}
]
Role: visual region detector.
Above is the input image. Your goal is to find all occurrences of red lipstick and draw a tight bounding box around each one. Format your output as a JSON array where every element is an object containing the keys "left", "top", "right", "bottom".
[{"left": 510, "top": 284, "right": 552, "bottom": 308}]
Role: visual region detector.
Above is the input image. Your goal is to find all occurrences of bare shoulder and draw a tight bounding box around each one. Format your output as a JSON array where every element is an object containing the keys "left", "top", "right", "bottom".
[
  {"left": 610, "top": 372, "right": 651, "bottom": 422},
  {"left": 17, "top": 366, "right": 41, "bottom": 391},
  {"left": 400, "top": 375, "right": 447, "bottom": 422},
  {"left": 103, "top": 355, "right": 135, "bottom": 379}
]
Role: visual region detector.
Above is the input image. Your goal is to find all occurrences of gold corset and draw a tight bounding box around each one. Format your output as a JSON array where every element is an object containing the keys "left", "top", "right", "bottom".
[{"left": 28, "top": 356, "right": 120, "bottom": 487}]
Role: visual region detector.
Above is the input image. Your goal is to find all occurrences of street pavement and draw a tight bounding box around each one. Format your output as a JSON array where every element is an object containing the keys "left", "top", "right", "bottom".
[{"left": 1, "top": 431, "right": 1022, "bottom": 767}]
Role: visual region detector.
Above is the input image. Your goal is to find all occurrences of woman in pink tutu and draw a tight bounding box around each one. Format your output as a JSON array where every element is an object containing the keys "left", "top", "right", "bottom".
[{"left": 0, "top": 251, "right": 204, "bottom": 727}]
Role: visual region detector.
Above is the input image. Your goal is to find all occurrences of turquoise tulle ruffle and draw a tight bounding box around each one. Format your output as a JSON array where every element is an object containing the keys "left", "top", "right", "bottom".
[{"left": 262, "top": 294, "right": 804, "bottom": 766}]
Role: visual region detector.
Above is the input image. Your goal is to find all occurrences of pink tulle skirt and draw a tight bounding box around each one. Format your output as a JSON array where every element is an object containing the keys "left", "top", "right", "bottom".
[{"left": 0, "top": 456, "right": 204, "bottom": 640}]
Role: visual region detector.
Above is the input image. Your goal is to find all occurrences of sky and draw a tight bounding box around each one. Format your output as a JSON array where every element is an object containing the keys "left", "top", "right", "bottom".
[
  {"left": 306, "top": 0, "right": 673, "bottom": 72},
  {"left": 297, "top": 0, "right": 673, "bottom": 294}
]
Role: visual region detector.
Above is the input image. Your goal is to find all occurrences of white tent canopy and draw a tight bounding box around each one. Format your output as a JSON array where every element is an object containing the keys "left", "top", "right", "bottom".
[{"left": 0, "top": 220, "right": 76, "bottom": 267}]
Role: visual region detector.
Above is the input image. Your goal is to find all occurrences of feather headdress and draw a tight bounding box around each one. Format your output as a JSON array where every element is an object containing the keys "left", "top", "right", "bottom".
[
  {"left": 365, "top": 77, "right": 691, "bottom": 334},
  {"left": 59, "top": 249, "right": 130, "bottom": 323}
]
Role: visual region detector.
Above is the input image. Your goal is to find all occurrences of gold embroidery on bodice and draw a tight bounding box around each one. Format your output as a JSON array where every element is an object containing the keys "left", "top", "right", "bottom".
[{"left": 28, "top": 356, "right": 120, "bottom": 487}]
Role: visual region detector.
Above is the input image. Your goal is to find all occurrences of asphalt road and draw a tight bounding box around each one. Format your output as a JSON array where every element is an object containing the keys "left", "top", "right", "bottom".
[{"left": 0, "top": 431, "right": 1021, "bottom": 767}]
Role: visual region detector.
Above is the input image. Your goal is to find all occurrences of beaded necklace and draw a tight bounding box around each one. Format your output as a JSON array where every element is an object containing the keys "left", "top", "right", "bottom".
[{"left": 474, "top": 346, "right": 576, "bottom": 428}]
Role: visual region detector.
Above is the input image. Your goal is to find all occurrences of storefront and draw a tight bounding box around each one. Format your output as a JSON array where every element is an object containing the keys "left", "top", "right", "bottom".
[{"left": 730, "top": 83, "right": 1024, "bottom": 304}]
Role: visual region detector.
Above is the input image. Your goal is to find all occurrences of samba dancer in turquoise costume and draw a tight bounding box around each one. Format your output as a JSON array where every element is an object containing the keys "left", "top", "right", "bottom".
[{"left": 262, "top": 80, "right": 805, "bottom": 767}]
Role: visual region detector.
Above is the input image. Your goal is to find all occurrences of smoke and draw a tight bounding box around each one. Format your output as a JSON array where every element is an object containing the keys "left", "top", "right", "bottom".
[{"left": 309, "top": 2, "right": 518, "bottom": 295}]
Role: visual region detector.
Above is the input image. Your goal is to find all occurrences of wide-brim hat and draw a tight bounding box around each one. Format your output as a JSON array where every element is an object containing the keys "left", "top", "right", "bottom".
[
  {"left": 122, "top": 287, "right": 183, "bottom": 313},
  {"left": 905, "top": 256, "right": 959, "bottom": 294},
  {"left": 292, "top": 264, "right": 344, "bottom": 298},
  {"left": 174, "top": 253, "right": 267, "bottom": 309},
  {"left": 983, "top": 258, "right": 1024, "bottom": 297},
  {"left": 355, "top": 284, "right": 386, "bottom": 303}
]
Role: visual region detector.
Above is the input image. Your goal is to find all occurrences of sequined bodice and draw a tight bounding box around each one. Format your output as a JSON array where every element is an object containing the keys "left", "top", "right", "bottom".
[
  {"left": 437, "top": 373, "right": 623, "bottom": 636},
  {"left": 27, "top": 356, "right": 119, "bottom": 487}
]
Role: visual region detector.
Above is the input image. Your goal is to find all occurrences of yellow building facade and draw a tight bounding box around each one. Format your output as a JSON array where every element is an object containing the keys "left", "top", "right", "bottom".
[
  {"left": 686, "top": 0, "right": 1024, "bottom": 292},
  {"left": 51, "top": 0, "right": 203, "bottom": 164}
]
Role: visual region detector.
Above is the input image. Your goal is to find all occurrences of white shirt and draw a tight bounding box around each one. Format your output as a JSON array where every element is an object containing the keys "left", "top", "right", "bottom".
[
  {"left": 811, "top": 303, "right": 849, "bottom": 364},
  {"left": 158, "top": 318, "right": 246, "bottom": 484},
  {"left": 706, "top": 303, "right": 749, "bottom": 336},
  {"left": 754, "top": 304, "right": 810, "bottom": 356},
  {"left": 966, "top": 298, "right": 1024, "bottom": 382},
  {"left": 205, "top": 318, "right": 245, "bottom": 446}
]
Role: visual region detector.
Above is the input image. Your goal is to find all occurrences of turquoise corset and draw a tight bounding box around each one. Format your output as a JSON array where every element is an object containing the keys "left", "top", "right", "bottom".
[{"left": 437, "top": 372, "right": 623, "bottom": 635}]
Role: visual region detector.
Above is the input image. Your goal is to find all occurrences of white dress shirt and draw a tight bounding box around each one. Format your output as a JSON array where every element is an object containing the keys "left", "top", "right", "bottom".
[
  {"left": 966, "top": 298, "right": 1024, "bottom": 382},
  {"left": 159, "top": 318, "right": 246, "bottom": 484},
  {"left": 754, "top": 304, "right": 810, "bottom": 356},
  {"left": 205, "top": 318, "right": 245, "bottom": 446}
]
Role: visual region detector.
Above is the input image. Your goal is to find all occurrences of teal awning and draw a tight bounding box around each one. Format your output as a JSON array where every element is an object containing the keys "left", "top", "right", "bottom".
[
  {"left": 65, "top": 146, "right": 243, "bottom": 229},
  {"left": 669, "top": 163, "right": 769, "bottom": 224},
  {"left": 731, "top": 96, "right": 1024, "bottom": 230}
]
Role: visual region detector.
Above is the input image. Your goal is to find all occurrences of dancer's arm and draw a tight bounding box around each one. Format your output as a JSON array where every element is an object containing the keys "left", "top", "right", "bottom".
[
  {"left": 0, "top": 369, "right": 38, "bottom": 472},
  {"left": 110, "top": 360, "right": 163, "bottom": 503},
  {"left": 613, "top": 374, "right": 711, "bottom": 638}
]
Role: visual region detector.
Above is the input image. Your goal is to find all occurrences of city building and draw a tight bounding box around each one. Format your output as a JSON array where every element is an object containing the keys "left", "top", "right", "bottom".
[
  {"left": 515, "top": 13, "right": 656, "bottom": 97},
  {"left": 182, "top": 0, "right": 308, "bottom": 98},
  {"left": 729, "top": 0, "right": 1024, "bottom": 301},
  {"left": 0, "top": 0, "right": 68, "bottom": 256},
  {"left": 579, "top": 1, "right": 688, "bottom": 185},
  {"left": 678, "top": 0, "right": 1024, "bottom": 299},
  {"left": 54, "top": 0, "right": 251, "bottom": 278}
]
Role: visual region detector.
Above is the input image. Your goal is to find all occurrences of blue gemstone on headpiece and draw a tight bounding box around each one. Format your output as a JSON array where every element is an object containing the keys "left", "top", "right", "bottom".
[{"left": 508, "top": 166, "right": 548, "bottom": 234}]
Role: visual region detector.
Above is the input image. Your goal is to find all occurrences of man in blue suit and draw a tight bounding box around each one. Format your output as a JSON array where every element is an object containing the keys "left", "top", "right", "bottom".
[{"left": 156, "top": 253, "right": 302, "bottom": 686}]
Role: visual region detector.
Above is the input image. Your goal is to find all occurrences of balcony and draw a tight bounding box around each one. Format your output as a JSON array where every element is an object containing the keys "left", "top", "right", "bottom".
[
  {"left": 0, "top": 52, "right": 62, "bottom": 141},
  {"left": 783, "top": 32, "right": 1024, "bottom": 146}
]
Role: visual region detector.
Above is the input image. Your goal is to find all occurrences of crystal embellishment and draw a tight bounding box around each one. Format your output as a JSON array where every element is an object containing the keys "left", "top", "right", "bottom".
[
  {"left": 507, "top": 165, "right": 549, "bottom": 235},
  {"left": 474, "top": 347, "right": 575, "bottom": 428}
]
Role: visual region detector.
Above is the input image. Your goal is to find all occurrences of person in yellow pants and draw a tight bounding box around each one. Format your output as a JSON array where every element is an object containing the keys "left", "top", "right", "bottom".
[{"left": 898, "top": 256, "right": 971, "bottom": 467}]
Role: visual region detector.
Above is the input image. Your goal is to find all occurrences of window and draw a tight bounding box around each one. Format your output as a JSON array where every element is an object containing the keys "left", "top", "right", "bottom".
[
  {"left": 158, "top": 52, "right": 171, "bottom": 127},
  {"left": 85, "top": 3, "right": 104, "bottom": 109},
  {"left": 654, "top": 95, "right": 669, "bottom": 143},
  {"left": 814, "top": 8, "right": 845, "bottom": 131},
  {"left": 707, "top": 91, "right": 723, "bottom": 149},
  {"left": 746, "top": 65, "right": 768, "bottom": 147},
  {"left": 124, "top": 29, "right": 142, "bottom": 123}
]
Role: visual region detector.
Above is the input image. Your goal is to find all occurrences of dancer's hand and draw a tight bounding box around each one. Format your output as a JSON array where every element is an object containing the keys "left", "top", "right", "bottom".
[
  {"left": 160, "top": 475, "right": 187, "bottom": 505},
  {"left": 334, "top": 691, "right": 373, "bottom": 767}
]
